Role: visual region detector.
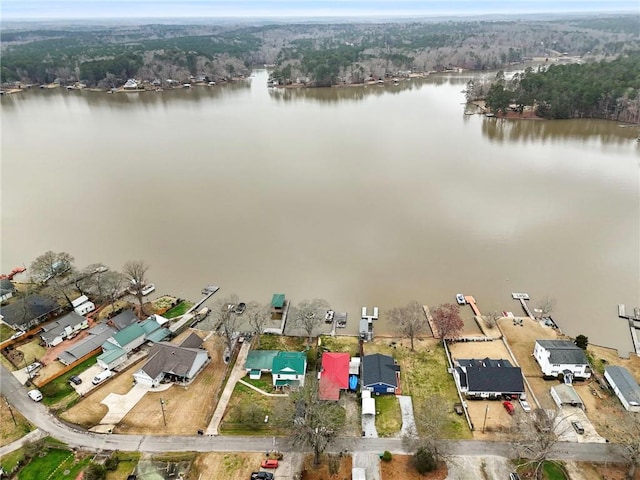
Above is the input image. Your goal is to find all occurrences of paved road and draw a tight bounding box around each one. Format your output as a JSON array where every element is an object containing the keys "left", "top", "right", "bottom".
[{"left": 0, "top": 365, "right": 627, "bottom": 464}]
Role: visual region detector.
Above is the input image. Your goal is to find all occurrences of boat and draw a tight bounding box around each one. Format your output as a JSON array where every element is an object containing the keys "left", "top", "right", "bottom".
[
  {"left": 349, "top": 375, "right": 358, "bottom": 391},
  {"left": 141, "top": 284, "right": 155, "bottom": 296},
  {"left": 335, "top": 312, "right": 347, "bottom": 328},
  {"left": 456, "top": 294, "right": 466, "bottom": 305},
  {"left": 234, "top": 302, "right": 246, "bottom": 315},
  {"left": 325, "top": 310, "right": 335, "bottom": 323}
]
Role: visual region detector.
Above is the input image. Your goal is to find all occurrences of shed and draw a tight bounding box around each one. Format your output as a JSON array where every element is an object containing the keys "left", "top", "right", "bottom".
[
  {"left": 550, "top": 384, "right": 584, "bottom": 410},
  {"left": 362, "top": 396, "right": 376, "bottom": 416},
  {"left": 605, "top": 366, "right": 640, "bottom": 412}
]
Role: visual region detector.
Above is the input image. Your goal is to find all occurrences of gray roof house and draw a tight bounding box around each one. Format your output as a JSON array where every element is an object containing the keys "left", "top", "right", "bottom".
[
  {"left": 362, "top": 353, "right": 400, "bottom": 395},
  {"left": 133, "top": 342, "right": 209, "bottom": 387},
  {"left": 454, "top": 358, "right": 525, "bottom": 399},
  {"left": 533, "top": 340, "right": 591, "bottom": 380},
  {"left": 40, "top": 312, "right": 89, "bottom": 347},
  {"left": 108, "top": 309, "right": 138, "bottom": 331},
  {"left": 0, "top": 294, "right": 61, "bottom": 331},
  {"left": 605, "top": 366, "right": 640, "bottom": 412},
  {"left": 58, "top": 324, "right": 116, "bottom": 365},
  {"left": 0, "top": 279, "right": 16, "bottom": 303}
]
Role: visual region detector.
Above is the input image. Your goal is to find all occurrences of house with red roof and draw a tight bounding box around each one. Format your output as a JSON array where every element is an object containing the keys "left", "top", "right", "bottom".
[{"left": 319, "top": 352, "right": 350, "bottom": 401}]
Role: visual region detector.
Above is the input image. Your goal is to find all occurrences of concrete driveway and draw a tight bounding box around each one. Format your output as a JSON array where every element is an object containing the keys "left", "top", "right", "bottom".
[
  {"left": 362, "top": 413, "right": 378, "bottom": 438},
  {"left": 556, "top": 406, "right": 606, "bottom": 443},
  {"left": 353, "top": 452, "right": 381, "bottom": 480},
  {"left": 398, "top": 396, "right": 417, "bottom": 438},
  {"left": 445, "top": 455, "right": 515, "bottom": 480}
]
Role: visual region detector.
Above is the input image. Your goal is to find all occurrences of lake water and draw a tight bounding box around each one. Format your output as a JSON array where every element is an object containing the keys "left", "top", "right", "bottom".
[{"left": 1, "top": 69, "right": 639, "bottom": 356}]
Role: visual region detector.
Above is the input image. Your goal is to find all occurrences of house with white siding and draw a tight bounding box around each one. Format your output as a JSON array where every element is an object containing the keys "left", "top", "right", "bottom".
[
  {"left": 40, "top": 312, "right": 89, "bottom": 347},
  {"left": 133, "top": 342, "right": 209, "bottom": 387},
  {"left": 533, "top": 340, "right": 591, "bottom": 381}
]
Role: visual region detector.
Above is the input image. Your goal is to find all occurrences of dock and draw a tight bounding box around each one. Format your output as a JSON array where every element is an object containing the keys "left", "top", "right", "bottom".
[
  {"left": 423, "top": 305, "right": 439, "bottom": 338},
  {"left": 171, "top": 285, "right": 220, "bottom": 333},
  {"left": 512, "top": 292, "right": 534, "bottom": 319},
  {"left": 463, "top": 296, "right": 482, "bottom": 317},
  {"left": 618, "top": 304, "right": 640, "bottom": 355}
]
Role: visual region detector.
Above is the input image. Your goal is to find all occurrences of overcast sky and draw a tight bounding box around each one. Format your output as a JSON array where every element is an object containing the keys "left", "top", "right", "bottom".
[{"left": 1, "top": 0, "right": 637, "bottom": 20}]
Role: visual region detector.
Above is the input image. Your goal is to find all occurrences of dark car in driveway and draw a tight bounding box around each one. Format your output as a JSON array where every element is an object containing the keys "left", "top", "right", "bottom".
[
  {"left": 250, "top": 473, "right": 274, "bottom": 480},
  {"left": 69, "top": 375, "right": 82, "bottom": 385}
]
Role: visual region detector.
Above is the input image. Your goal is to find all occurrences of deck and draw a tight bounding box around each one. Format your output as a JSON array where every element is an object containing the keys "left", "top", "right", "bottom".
[{"left": 463, "top": 295, "right": 482, "bottom": 317}]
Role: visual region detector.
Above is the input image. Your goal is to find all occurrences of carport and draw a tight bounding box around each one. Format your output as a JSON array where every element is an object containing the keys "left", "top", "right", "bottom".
[{"left": 550, "top": 384, "right": 584, "bottom": 410}]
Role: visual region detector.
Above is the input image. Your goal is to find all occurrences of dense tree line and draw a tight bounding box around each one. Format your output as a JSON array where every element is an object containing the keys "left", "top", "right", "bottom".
[{"left": 480, "top": 52, "right": 640, "bottom": 122}]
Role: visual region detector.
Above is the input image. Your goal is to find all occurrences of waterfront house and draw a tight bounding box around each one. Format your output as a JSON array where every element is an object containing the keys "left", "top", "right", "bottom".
[
  {"left": 133, "top": 342, "right": 209, "bottom": 387},
  {"left": 40, "top": 312, "right": 89, "bottom": 347},
  {"left": 272, "top": 351, "right": 306, "bottom": 387},
  {"left": 453, "top": 358, "right": 525, "bottom": 399},
  {"left": 533, "top": 340, "right": 592, "bottom": 381},
  {"left": 108, "top": 309, "right": 138, "bottom": 331},
  {"left": 605, "top": 366, "right": 640, "bottom": 412},
  {"left": 244, "top": 350, "right": 279, "bottom": 379},
  {"left": 0, "top": 294, "right": 61, "bottom": 331},
  {"left": 105, "top": 322, "right": 146, "bottom": 353},
  {"left": 362, "top": 353, "right": 400, "bottom": 395},
  {"left": 71, "top": 295, "right": 95, "bottom": 316},
  {"left": 319, "top": 352, "right": 350, "bottom": 401},
  {"left": 0, "top": 279, "right": 16, "bottom": 303},
  {"left": 98, "top": 317, "right": 169, "bottom": 369},
  {"left": 58, "top": 323, "right": 116, "bottom": 366}
]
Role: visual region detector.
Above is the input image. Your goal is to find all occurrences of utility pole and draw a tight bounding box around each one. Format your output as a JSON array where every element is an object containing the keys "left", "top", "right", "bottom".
[
  {"left": 160, "top": 398, "right": 167, "bottom": 427},
  {"left": 3, "top": 395, "right": 17, "bottom": 426},
  {"left": 482, "top": 405, "right": 489, "bottom": 433}
]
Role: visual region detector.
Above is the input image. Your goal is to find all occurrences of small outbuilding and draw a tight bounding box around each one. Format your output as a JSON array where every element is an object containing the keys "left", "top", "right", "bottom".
[
  {"left": 550, "top": 384, "right": 585, "bottom": 410},
  {"left": 605, "top": 366, "right": 640, "bottom": 412}
]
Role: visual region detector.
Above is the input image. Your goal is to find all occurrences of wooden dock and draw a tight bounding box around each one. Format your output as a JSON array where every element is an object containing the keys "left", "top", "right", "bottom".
[
  {"left": 464, "top": 296, "right": 481, "bottom": 317},
  {"left": 423, "top": 305, "right": 440, "bottom": 338},
  {"left": 618, "top": 305, "right": 640, "bottom": 355},
  {"left": 512, "top": 292, "right": 534, "bottom": 319}
]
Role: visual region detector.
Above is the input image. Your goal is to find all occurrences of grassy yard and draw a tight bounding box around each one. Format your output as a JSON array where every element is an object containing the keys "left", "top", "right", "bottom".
[
  {"left": 16, "top": 339, "right": 47, "bottom": 367},
  {"left": 258, "top": 334, "right": 306, "bottom": 351},
  {"left": 0, "top": 399, "right": 33, "bottom": 447},
  {"left": 17, "top": 447, "right": 91, "bottom": 480},
  {"left": 219, "top": 383, "right": 286, "bottom": 435},
  {"left": 543, "top": 462, "right": 568, "bottom": 480},
  {"left": 40, "top": 355, "right": 98, "bottom": 409},
  {"left": 243, "top": 375, "right": 275, "bottom": 392},
  {"left": 106, "top": 452, "right": 141, "bottom": 480},
  {"left": 163, "top": 301, "right": 194, "bottom": 319},
  {"left": 375, "top": 395, "right": 402, "bottom": 437},
  {"left": 319, "top": 336, "right": 360, "bottom": 356},
  {"left": 0, "top": 448, "right": 25, "bottom": 474},
  {"left": 0, "top": 323, "right": 16, "bottom": 342}
]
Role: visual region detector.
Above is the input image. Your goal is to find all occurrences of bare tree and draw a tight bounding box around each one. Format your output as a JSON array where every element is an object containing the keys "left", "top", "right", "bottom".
[
  {"left": 101, "top": 270, "right": 128, "bottom": 315},
  {"left": 75, "top": 263, "right": 109, "bottom": 297},
  {"left": 29, "top": 251, "right": 75, "bottom": 307},
  {"left": 246, "top": 302, "right": 271, "bottom": 348},
  {"left": 292, "top": 298, "right": 330, "bottom": 343},
  {"left": 388, "top": 301, "right": 428, "bottom": 351},
  {"left": 123, "top": 260, "right": 149, "bottom": 317},
  {"left": 212, "top": 294, "right": 240, "bottom": 353},
  {"left": 274, "top": 376, "right": 346, "bottom": 466},
  {"left": 411, "top": 394, "right": 450, "bottom": 461},
  {"left": 536, "top": 296, "right": 555, "bottom": 318},
  {"left": 431, "top": 303, "right": 464, "bottom": 341},
  {"left": 514, "top": 408, "right": 566, "bottom": 480}
]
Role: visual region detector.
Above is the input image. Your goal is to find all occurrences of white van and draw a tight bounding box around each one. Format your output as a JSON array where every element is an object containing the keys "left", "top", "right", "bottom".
[
  {"left": 92, "top": 370, "right": 113, "bottom": 385},
  {"left": 28, "top": 389, "right": 43, "bottom": 402}
]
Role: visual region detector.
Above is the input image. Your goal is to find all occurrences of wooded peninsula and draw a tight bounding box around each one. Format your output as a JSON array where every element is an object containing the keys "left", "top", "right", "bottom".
[{"left": 2, "top": 14, "right": 639, "bottom": 122}]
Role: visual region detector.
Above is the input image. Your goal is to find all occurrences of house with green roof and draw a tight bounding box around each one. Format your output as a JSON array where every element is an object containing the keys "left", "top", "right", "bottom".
[
  {"left": 108, "top": 323, "right": 146, "bottom": 353},
  {"left": 272, "top": 351, "right": 307, "bottom": 387},
  {"left": 98, "top": 317, "right": 170, "bottom": 369},
  {"left": 97, "top": 342, "right": 128, "bottom": 370},
  {"left": 244, "top": 350, "right": 279, "bottom": 380}
]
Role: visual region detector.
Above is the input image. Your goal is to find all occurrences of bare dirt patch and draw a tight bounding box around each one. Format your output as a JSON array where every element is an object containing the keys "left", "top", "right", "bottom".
[
  {"left": 60, "top": 359, "right": 145, "bottom": 428},
  {"left": 380, "top": 455, "right": 446, "bottom": 480},
  {"left": 300, "top": 454, "right": 352, "bottom": 480},
  {"left": 115, "top": 334, "right": 225, "bottom": 435},
  {"left": 189, "top": 452, "right": 266, "bottom": 480},
  {"left": 0, "top": 398, "right": 32, "bottom": 446}
]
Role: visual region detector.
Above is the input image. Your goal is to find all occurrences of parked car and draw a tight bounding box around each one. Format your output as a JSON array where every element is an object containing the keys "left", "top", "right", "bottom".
[
  {"left": 27, "top": 389, "right": 43, "bottom": 402},
  {"left": 519, "top": 399, "right": 531, "bottom": 412},
  {"left": 92, "top": 370, "right": 113, "bottom": 385},
  {"left": 261, "top": 459, "right": 279, "bottom": 469},
  {"left": 69, "top": 375, "right": 82, "bottom": 385},
  {"left": 234, "top": 302, "right": 246, "bottom": 315},
  {"left": 454, "top": 402, "right": 464, "bottom": 415},
  {"left": 509, "top": 473, "right": 521, "bottom": 480},
  {"left": 26, "top": 362, "right": 42, "bottom": 373},
  {"left": 10, "top": 330, "right": 25, "bottom": 340},
  {"left": 571, "top": 421, "right": 585, "bottom": 434},
  {"left": 250, "top": 473, "right": 274, "bottom": 480},
  {"left": 502, "top": 401, "right": 515, "bottom": 415}
]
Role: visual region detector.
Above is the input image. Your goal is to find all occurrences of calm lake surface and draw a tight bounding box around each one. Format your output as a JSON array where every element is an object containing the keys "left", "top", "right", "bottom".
[{"left": 1, "top": 69, "right": 639, "bottom": 355}]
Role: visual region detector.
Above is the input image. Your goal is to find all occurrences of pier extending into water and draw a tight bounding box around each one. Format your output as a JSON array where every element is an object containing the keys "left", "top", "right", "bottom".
[
  {"left": 618, "top": 304, "right": 640, "bottom": 356},
  {"left": 464, "top": 296, "right": 482, "bottom": 317},
  {"left": 512, "top": 292, "right": 534, "bottom": 319}
]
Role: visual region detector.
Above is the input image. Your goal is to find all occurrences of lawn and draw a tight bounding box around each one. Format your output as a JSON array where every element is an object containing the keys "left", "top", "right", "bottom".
[
  {"left": 375, "top": 394, "right": 402, "bottom": 437},
  {"left": 0, "top": 448, "right": 25, "bottom": 475},
  {"left": 258, "top": 334, "right": 306, "bottom": 351},
  {"left": 163, "top": 301, "right": 194, "bottom": 319},
  {"left": 106, "top": 452, "right": 141, "bottom": 480},
  {"left": 16, "top": 339, "right": 47, "bottom": 367},
  {"left": 17, "top": 448, "right": 91, "bottom": 480},
  {"left": 0, "top": 398, "right": 33, "bottom": 446},
  {"left": 40, "top": 355, "right": 98, "bottom": 408},
  {"left": 0, "top": 323, "right": 16, "bottom": 342},
  {"left": 219, "top": 383, "right": 286, "bottom": 435},
  {"left": 543, "top": 461, "right": 568, "bottom": 480}
]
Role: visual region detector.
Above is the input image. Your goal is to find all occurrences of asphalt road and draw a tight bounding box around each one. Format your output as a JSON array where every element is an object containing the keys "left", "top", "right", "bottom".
[{"left": 0, "top": 365, "right": 627, "bottom": 464}]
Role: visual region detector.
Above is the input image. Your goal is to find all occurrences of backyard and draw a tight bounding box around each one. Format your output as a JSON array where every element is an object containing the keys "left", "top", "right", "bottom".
[{"left": 0, "top": 398, "right": 32, "bottom": 447}]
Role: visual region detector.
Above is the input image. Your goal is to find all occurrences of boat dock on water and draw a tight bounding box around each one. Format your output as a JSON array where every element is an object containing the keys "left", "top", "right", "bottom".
[
  {"left": 512, "top": 292, "right": 534, "bottom": 319},
  {"left": 618, "top": 304, "right": 640, "bottom": 355}
]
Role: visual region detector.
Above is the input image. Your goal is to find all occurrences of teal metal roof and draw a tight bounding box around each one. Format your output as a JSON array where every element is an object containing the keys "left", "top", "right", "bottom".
[
  {"left": 245, "top": 350, "right": 279, "bottom": 371},
  {"left": 98, "top": 346, "right": 126, "bottom": 364},
  {"left": 139, "top": 318, "right": 161, "bottom": 335},
  {"left": 113, "top": 323, "right": 145, "bottom": 347},
  {"left": 145, "top": 328, "right": 171, "bottom": 343},
  {"left": 271, "top": 294, "right": 285, "bottom": 308},
  {"left": 272, "top": 351, "right": 306, "bottom": 375}
]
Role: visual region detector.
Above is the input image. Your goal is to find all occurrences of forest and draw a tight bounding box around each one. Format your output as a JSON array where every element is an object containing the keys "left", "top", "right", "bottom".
[{"left": 1, "top": 14, "right": 639, "bottom": 121}]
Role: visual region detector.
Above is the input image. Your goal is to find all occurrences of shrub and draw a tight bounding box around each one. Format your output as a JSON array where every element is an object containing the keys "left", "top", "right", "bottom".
[
  {"left": 104, "top": 453, "right": 119, "bottom": 471},
  {"left": 84, "top": 463, "right": 106, "bottom": 480},
  {"left": 381, "top": 451, "right": 392, "bottom": 462},
  {"left": 414, "top": 446, "right": 437, "bottom": 474}
]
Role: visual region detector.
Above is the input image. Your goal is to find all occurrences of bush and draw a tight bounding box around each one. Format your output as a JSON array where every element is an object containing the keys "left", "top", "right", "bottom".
[
  {"left": 104, "top": 453, "right": 119, "bottom": 471},
  {"left": 84, "top": 463, "right": 106, "bottom": 480},
  {"left": 381, "top": 451, "right": 392, "bottom": 462},
  {"left": 414, "top": 446, "right": 437, "bottom": 474}
]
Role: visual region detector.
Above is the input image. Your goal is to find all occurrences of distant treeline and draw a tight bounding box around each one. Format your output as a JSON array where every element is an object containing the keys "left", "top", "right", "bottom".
[{"left": 476, "top": 52, "right": 640, "bottom": 123}]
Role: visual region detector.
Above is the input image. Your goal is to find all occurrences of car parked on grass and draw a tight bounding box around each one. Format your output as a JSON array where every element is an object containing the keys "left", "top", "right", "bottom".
[
  {"left": 28, "top": 389, "right": 43, "bottom": 402},
  {"left": 503, "top": 401, "right": 515, "bottom": 415},
  {"left": 250, "top": 473, "right": 274, "bottom": 480},
  {"left": 261, "top": 459, "right": 279, "bottom": 469},
  {"left": 69, "top": 375, "right": 82, "bottom": 385},
  {"left": 26, "top": 362, "right": 42, "bottom": 373}
]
